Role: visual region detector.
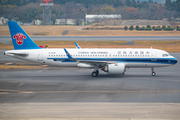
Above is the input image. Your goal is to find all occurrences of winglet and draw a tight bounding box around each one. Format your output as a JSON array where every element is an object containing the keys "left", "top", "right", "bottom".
[
  {"left": 75, "top": 42, "right": 81, "bottom": 49},
  {"left": 64, "top": 48, "right": 75, "bottom": 61}
]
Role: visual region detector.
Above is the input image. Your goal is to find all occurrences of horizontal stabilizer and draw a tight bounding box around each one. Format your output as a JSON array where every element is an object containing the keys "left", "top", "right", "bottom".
[{"left": 5, "top": 51, "right": 28, "bottom": 57}]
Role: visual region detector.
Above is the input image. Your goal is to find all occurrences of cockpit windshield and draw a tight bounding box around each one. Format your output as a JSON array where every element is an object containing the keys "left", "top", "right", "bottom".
[{"left": 162, "top": 54, "right": 170, "bottom": 57}]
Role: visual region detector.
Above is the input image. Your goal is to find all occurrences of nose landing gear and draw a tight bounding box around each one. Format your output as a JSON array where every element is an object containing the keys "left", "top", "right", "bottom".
[{"left": 151, "top": 68, "right": 156, "bottom": 76}]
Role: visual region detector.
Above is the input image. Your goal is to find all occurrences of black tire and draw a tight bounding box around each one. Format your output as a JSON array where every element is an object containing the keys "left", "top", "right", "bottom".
[
  {"left": 96, "top": 70, "right": 99, "bottom": 75},
  {"left": 92, "top": 72, "right": 97, "bottom": 77},
  {"left": 152, "top": 72, "right": 156, "bottom": 76}
]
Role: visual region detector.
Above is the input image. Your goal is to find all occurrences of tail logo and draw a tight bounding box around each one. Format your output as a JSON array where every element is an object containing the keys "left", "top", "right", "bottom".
[{"left": 13, "top": 33, "right": 27, "bottom": 45}]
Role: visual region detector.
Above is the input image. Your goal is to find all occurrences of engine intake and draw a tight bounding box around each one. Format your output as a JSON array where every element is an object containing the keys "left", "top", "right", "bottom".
[{"left": 102, "top": 63, "right": 125, "bottom": 74}]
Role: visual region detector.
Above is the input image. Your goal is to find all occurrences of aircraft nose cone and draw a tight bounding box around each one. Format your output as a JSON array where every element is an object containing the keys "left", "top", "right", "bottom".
[
  {"left": 175, "top": 59, "right": 178, "bottom": 64},
  {"left": 173, "top": 58, "right": 178, "bottom": 64}
]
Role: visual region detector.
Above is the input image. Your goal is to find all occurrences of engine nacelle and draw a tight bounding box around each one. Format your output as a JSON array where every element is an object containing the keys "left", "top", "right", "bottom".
[{"left": 102, "top": 63, "right": 125, "bottom": 74}]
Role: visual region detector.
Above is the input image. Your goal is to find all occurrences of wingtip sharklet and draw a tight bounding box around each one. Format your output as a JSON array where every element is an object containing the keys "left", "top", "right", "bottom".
[
  {"left": 75, "top": 42, "right": 81, "bottom": 49},
  {"left": 64, "top": 48, "right": 75, "bottom": 61}
]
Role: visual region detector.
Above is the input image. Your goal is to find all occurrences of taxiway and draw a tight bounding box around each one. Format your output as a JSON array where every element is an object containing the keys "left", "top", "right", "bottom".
[
  {"left": 0, "top": 52, "right": 180, "bottom": 119},
  {"left": 1, "top": 36, "right": 180, "bottom": 44}
]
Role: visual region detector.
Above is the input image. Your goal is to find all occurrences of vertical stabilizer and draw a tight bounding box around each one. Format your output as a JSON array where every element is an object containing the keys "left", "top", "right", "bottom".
[{"left": 8, "top": 21, "right": 41, "bottom": 50}]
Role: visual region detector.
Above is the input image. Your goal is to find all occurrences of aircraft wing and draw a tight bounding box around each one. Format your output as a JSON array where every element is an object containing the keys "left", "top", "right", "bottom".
[
  {"left": 77, "top": 59, "right": 115, "bottom": 64},
  {"left": 77, "top": 60, "right": 116, "bottom": 68}
]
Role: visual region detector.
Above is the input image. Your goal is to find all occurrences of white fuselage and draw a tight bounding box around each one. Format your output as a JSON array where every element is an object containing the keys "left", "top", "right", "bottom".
[{"left": 5, "top": 48, "right": 177, "bottom": 68}]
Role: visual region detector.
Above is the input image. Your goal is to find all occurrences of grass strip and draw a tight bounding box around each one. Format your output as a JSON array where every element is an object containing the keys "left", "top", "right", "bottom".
[
  {"left": 0, "top": 65, "right": 44, "bottom": 69},
  {"left": 1, "top": 40, "right": 180, "bottom": 52}
]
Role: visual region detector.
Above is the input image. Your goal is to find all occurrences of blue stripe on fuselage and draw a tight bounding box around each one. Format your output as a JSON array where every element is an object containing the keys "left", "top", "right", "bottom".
[{"left": 47, "top": 58, "right": 177, "bottom": 64}]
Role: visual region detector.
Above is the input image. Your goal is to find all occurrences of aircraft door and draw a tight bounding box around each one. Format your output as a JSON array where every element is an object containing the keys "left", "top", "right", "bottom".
[
  {"left": 151, "top": 50, "right": 157, "bottom": 61},
  {"left": 38, "top": 50, "right": 43, "bottom": 61},
  {"left": 109, "top": 53, "right": 111, "bottom": 59}
]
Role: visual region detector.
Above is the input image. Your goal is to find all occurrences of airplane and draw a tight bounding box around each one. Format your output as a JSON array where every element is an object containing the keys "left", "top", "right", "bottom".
[{"left": 4, "top": 21, "right": 178, "bottom": 77}]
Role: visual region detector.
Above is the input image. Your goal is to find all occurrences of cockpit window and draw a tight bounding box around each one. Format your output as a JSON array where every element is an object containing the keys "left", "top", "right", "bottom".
[{"left": 162, "top": 54, "right": 170, "bottom": 57}]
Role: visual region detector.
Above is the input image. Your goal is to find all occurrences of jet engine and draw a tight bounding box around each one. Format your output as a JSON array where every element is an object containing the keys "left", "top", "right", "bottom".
[{"left": 101, "top": 63, "right": 125, "bottom": 74}]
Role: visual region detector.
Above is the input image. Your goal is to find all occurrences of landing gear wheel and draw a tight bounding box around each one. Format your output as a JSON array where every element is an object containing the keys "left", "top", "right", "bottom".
[
  {"left": 152, "top": 72, "right": 156, "bottom": 76},
  {"left": 151, "top": 67, "right": 156, "bottom": 76},
  {"left": 92, "top": 71, "right": 98, "bottom": 77},
  {"left": 96, "top": 70, "right": 99, "bottom": 75}
]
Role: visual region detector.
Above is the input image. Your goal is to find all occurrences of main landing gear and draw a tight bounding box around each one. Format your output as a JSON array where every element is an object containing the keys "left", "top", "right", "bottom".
[
  {"left": 151, "top": 67, "right": 156, "bottom": 76},
  {"left": 92, "top": 70, "right": 99, "bottom": 77}
]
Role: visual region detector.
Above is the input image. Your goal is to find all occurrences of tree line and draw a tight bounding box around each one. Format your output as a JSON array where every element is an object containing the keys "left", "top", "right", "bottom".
[
  {"left": 0, "top": 0, "right": 37, "bottom": 6},
  {"left": 0, "top": 0, "right": 180, "bottom": 23},
  {"left": 0, "top": 0, "right": 162, "bottom": 9},
  {"left": 165, "top": 0, "right": 180, "bottom": 12},
  {"left": 1, "top": 0, "right": 180, "bottom": 12}
]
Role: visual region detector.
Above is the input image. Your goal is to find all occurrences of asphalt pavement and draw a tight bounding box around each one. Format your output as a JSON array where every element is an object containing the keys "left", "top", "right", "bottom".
[
  {"left": 0, "top": 50, "right": 180, "bottom": 119},
  {"left": 1, "top": 36, "right": 180, "bottom": 44},
  {"left": 0, "top": 50, "right": 180, "bottom": 103}
]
